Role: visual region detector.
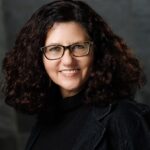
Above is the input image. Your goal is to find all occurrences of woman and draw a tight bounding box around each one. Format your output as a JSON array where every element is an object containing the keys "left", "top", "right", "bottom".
[{"left": 2, "top": 0, "right": 150, "bottom": 150}]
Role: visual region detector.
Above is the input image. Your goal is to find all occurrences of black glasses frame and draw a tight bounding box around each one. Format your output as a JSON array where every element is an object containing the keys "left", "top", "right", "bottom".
[{"left": 40, "top": 41, "right": 93, "bottom": 60}]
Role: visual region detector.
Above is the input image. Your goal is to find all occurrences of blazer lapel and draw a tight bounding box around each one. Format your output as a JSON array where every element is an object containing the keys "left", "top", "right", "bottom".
[
  {"left": 25, "top": 124, "right": 41, "bottom": 150},
  {"left": 72, "top": 104, "right": 112, "bottom": 150}
]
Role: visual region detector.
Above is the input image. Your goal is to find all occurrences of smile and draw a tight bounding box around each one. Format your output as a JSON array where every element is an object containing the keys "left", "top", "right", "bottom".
[{"left": 60, "top": 69, "right": 80, "bottom": 77}]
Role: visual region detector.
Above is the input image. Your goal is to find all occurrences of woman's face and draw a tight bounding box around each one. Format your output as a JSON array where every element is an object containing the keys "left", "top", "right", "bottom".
[{"left": 43, "top": 21, "right": 93, "bottom": 98}]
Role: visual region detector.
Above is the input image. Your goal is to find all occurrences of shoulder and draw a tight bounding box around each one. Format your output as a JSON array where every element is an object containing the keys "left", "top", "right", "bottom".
[
  {"left": 106, "top": 100, "right": 150, "bottom": 149},
  {"left": 93, "top": 99, "right": 150, "bottom": 137},
  {"left": 110, "top": 99, "right": 150, "bottom": 123},
  {"left": 102, "top": 99, "right": 150, "bottom": 131},
  {"left": 112, "top": 99, "right": 150, "bottom": 114},
  {"left": 92, "top": 99, "right": 150, "bottom": 149},
  {"left": 93, "top": 99, "right": 150, "bottom": 121}
]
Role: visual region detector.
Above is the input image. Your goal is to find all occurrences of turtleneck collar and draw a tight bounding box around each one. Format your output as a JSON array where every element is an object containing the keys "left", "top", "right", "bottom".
[{"left": 60, "top": 89, "right": 85, "bottom": 112}]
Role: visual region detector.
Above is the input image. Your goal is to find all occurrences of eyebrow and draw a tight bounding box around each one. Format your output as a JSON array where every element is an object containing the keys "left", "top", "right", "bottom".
[{"left": 45, "top": 41, "right": 89, "bottom": 46}]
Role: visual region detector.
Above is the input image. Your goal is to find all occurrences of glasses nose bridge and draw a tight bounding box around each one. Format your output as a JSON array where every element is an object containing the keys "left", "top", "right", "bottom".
[
  {"left": 63, "top": 45, "right": 72, "bottom": 52},
  {"left": 61, "top": 45, "right": 73, "bottom": 57}
]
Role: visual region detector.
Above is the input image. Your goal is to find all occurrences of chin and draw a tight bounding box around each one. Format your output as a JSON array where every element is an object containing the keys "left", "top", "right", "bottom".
[
  {"left": 60, "top": 84, "right": 82, "bottom": 96},
  {"left": 63, "top": 86, "right": 80, "bottom": 92}
]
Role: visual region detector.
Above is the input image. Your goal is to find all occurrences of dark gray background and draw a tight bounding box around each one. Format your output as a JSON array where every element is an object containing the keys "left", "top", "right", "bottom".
[{"left": 0, "top": 0, "right": 150, "bottom": 150}]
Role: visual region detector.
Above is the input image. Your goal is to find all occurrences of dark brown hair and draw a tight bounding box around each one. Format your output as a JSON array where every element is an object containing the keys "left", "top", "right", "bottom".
[{"left": 2, "top": 0, "right": 145, "bottom": 114}]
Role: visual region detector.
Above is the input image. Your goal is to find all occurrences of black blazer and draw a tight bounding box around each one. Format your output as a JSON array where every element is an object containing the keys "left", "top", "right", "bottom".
[{"left": 25, "top": 100, "right": 150, "bottom": 150}]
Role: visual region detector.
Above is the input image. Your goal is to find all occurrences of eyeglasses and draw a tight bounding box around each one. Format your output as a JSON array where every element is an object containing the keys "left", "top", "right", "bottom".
[{"left": 40, "top": 41, "right": 93, "bottom": 60}]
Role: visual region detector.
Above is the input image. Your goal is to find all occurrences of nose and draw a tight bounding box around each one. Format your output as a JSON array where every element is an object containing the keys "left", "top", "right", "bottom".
[{"left": 61, "top": 49, "right": 74, "bottom": 65}]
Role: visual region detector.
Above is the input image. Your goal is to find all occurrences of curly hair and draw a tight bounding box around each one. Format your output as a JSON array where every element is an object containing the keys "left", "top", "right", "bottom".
[{"left": 2, "top": 0, "right": 145, "bottom": 114}]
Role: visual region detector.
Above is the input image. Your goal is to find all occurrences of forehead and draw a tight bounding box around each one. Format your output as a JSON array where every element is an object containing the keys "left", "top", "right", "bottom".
[{"left": 45, "top": 21, "right": 90, "bottom": 45}]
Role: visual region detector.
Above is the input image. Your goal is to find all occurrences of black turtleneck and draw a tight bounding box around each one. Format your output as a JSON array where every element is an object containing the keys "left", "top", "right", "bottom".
[{"left": 32, "top": 90, "right": 91, "bottom": 150}]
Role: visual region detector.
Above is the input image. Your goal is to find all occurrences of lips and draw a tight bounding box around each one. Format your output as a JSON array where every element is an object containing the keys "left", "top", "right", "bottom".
[{"left": 59, "top": 69, "right": 80, "bottom": 77}]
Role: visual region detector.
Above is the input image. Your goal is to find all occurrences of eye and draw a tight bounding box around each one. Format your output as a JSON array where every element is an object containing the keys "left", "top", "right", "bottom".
[
  {"left": 46, "top": 45, "right": 62, "bottom": 52},
  {"left": 71, "top": 44, "right": 85, "bottom": 50}
]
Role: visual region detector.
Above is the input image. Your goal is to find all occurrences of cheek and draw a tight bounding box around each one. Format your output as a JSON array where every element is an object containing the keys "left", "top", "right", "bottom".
[
  {"left": 86, "top": 54, "right": 94, "bottom": 69},
  {"left": 81, "top": 56, "right": 93, "bottom": 76},
  {"left": 43, "top": 59, "right": 48, "bottom": 72}
]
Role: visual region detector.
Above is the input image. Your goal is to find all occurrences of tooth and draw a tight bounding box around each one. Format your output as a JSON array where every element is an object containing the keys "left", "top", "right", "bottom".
[{"left": 63, "top": 69, "right": 78, "bottom": 73}]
